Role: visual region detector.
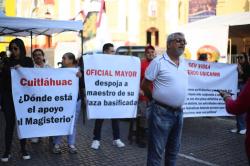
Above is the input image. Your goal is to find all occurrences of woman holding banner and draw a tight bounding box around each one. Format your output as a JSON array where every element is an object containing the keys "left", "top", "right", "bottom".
[
  {"left": 1, "top": 38, "right": 34, "bottom": 162},
  {"left": 52, "top": 52, "right": 82, "bottom": 154},
  {"left": 219, "top": 78, "right": 250, "bottom": 164},
  {"left": 230, "top": 53, "right": 250, "bottom": 135}
]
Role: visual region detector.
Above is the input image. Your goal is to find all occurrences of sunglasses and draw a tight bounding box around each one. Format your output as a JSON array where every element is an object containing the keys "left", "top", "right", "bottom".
[{"left": 173, "top": 38, "right": 187, "bottom": 45}]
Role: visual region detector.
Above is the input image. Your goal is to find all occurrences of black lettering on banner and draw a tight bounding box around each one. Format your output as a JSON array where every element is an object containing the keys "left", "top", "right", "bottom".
[
  {"left": 23, "top": 115, "right": 74, "bottom": 126},
  {"left": 124, "top": 82, "right": 128, "bottom": 86},
  {"left": 127, "top": 91, "right": 134, "bottom": 96},
  {"left": 185, "top": 88, "right": 228, "bottom": 113},
  {"left": 118, "top": 90, "right": 126, "bottom": 96},
  {"left": 87, "top": 100, "right": 102, "bottom": 106},
  {"left": 27, "top": 107, "right": 34, "bottom": 113},
  {"left": 54, "top": 94, "right": 72, "bottom": 101},
  {"left": 86, "top": 90, "right": 116, "bottom": 96},
  {"left": 103, "top": 99, "right": 138, "bottom": 106},
  {"left": 95, "top": 79, "right": 123, "bottom": 88},
  {"left": 19, "top": 94, "right": 53, "bottom": 103}
]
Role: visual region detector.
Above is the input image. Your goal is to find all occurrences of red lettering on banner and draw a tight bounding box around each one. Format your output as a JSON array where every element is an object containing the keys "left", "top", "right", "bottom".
[
  {"left": 86, "top": 69, "right": 113, "bottom": 76},
  {"left": 187, "top": 70, "right": 199, "bottom": 76},
  {"left": 199, "top": 71, "right": 220, "bottom": 77},
  {"left": 187, "top": 70, "right": 220, "bottom": 77},
  {"left": 198, "top": 64, "right": 210, "bottom": 69},
  {"left": 115, "top": 70, "right": 137, "bottom": 77},
  {"left": 86, "top": 69, "right": 137, "bottom": 77},
  {"left": 20, "top": 78, "right": 73, "bottom": 86},
  {"left": 188, "top": 62, "right": 197, "bottom": 68}
]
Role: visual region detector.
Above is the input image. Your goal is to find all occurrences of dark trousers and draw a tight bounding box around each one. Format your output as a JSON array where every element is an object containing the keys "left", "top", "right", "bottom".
[
  {"left": 93, "top": 119, "right": 120, "bottom": 140},
  {"left": 2, "top": 96, "right": 26, "bottom": 154}
]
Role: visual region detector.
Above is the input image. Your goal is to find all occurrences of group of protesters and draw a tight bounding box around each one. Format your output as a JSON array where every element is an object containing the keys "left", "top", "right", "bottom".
[
  {"left": 0, "top": 32, "right": 250, "bottom": 166},
  {"left": 0, "top": 38, "right": 83, "bottom": 162}
]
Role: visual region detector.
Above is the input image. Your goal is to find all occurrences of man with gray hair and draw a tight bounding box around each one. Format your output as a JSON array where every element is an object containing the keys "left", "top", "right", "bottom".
[{"left": 142, "top": 32, "right": 188, "bottom": 166}]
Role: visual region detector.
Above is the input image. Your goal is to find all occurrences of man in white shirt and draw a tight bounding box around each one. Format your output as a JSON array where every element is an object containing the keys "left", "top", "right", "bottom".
[{"left": 142, "top": 32, "right": 188, "bottom": 166}]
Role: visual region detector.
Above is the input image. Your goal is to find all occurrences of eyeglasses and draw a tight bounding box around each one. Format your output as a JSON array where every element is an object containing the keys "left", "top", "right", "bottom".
[
  {"left": 173, "top": 38, "right": 187, "bottom": 45},
  {"left": 237, "top": 56, "right": 243, "bottom": 59}
]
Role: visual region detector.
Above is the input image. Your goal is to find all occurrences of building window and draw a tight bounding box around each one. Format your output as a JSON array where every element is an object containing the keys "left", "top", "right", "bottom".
[
  {"left": 148, "top": 0, "right": 157, "bottom": 17},
  {"left": 146, "top": 27, "right": 159, "bottom": 46}
]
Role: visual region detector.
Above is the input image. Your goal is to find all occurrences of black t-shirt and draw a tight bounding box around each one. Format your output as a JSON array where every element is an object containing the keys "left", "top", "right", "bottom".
[{"left": 1, "top": 56, "right": 34, "bottom": 95}]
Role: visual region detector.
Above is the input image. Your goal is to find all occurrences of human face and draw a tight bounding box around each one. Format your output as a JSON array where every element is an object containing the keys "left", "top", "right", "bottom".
[
  {"left": 9, "top": 43, "right": 20, "bottom": 59},
  {"left": 62, "top": 55, "right": 73, "bottom": 67},
  {"left": 145, "top": 48, "right": 155, "bottom": 60},
  {"left": 237, "top": 55, "right": 245, "bottom": 65},
  {"left": 33, "top": 51, "right": 44, "bottom": 65},
  {"left": 104, "top": 47, "right": 115, "bottom": 55},
  {"left": 169, "top": 35, "right": 186, "bottom": 56}
]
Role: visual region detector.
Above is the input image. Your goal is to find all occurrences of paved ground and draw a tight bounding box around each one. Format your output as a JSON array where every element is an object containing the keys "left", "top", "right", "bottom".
[{"left": 0, "top": 111, "right": 248, "bottom": 166}]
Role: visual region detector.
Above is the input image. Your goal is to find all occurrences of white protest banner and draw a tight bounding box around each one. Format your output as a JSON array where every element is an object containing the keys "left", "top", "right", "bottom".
[
  {"left": 83, "top": 54, "right": 140, "bottom": 119},
  {"left": 11, "top": 68, "right": 79, "bottom": 139},
  {"left": 183, "top": 60, "right": 238, "bottom": 117}
]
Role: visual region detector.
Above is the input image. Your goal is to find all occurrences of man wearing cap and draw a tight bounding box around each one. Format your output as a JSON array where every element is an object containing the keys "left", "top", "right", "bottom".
[{"left": 142, "top": 32, "right": 188, "bottom": 166}]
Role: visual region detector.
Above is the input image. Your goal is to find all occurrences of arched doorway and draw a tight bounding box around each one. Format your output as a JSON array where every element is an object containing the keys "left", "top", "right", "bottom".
[{"left": 146, "top": 27, "right": 159, "bottom": 46}]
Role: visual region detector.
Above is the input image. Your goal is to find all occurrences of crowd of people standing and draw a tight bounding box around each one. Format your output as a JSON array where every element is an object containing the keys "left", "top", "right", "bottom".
[{"left": 0, "top": 33, "right": 249, "bottom": 166}]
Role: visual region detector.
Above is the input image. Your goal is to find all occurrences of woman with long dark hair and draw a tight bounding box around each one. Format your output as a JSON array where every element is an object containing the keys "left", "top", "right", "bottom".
[
  {"left": 1, "top": 38, "right": 33, "bottom": 162},
  {"left": 230, "top": 53, "right": 250, "bottom": 135}
]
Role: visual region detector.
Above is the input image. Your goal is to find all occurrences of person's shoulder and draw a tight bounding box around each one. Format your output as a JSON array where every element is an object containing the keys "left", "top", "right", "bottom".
[
  {"left": 2, "top": 57, "right": 10, "bottom": 65},
  {"left": 179, "top": 56, "right": 187, "bottom": 62},
  {"left": 22, "top": 57, "right": 34, "bottom": 67},
  {"left": 141, "top": 58, "right": 149, "bottom": 65},
  {"left": 24, "top": 57, "right": 32, "bottom": 60},
  {"left": 44, "top": 64, "right": 52, "bottom": 68},
  {"left": 2, "top": 57, "right": 10, "bottom": 62},
  {"left": 22, "top": 57, "right": 33, "bottom": 63},
  {"left": 151, "top": 54, "right": 165, "bottom": 63},
  {"left": 141, "top": 58, "right": 147, "bottom": 62}
]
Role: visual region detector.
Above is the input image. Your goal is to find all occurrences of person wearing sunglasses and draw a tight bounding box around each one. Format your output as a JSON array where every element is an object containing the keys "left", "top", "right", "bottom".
[
  {"left": 1, "top": 38, "right": 34, "bottom": 162},
  {"left": 230, "top": 53, "right": 250, "bottom": 135},
  {"left": 142, "top": 32, "right": 188, "bottom": 166}
]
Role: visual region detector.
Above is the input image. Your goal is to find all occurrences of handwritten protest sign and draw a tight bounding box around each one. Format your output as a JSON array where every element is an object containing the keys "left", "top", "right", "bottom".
[{"left": 11, "top": 68, "right": 79, "bottom": 139}]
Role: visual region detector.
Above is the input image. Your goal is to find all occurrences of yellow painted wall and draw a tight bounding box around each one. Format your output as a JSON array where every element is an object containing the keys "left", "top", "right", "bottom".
[
  {"left": 217, "top": 0, "right": 250, "bottom": 15},
  {"left": 180, "top": 0, "right": 250, "bottom": 23},
  {"left": 139, "top": 0, "right": 166, "bottom": 48},
  {"left": 5, "top": 0, "right": 15, "bottom": 16},
  {"left": 106, "top": 0, "right": 168, "bottom": 48},
  {"left": 178, "top": 0, "right": 189, "bottom": 25},
  {"left": 0, "top": 0, "right": 15, "bottom": 51}
]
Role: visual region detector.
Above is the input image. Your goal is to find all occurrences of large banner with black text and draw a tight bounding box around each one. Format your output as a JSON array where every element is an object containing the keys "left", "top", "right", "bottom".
[
  {"left": 83, "top": 54, "right": 141, "bottom": 119},
  {"left": 183, "top": 60, "right": 237, "bottom": 117},
  {"left": 11, "top": 68, "right": 79, "bottom": 139}
]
